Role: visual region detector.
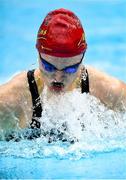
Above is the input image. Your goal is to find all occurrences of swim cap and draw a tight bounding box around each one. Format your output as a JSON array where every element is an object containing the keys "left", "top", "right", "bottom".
[{"left": 36, "top": 8, "right": 87, "bottom": 57}]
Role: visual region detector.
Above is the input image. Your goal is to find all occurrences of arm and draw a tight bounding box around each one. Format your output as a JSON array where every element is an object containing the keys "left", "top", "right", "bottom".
[
  {"left": 0, "top": 99, "right": 20, "bottom": 133},
  {"left": 0, "top": 72, "right": 33, "bottom": 136},
  {"left": 87, "top": 66, "right": 126, "bottom": 111}
]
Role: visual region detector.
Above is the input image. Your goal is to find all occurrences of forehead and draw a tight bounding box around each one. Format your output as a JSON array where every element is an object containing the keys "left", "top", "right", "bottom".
[{"left": 40, "top": 53, "right": 83, "bottom": 67}]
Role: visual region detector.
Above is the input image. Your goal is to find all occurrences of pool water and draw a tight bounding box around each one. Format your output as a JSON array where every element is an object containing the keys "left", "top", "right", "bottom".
[
  {"left": 0, "top": 0, "right": 126, "bottom": 179},
  {"left": 0, "top": 148, "right": 126, "bottom": 179},
  {"left": 0, "top": 90, "right": 126, "bottom": 179}
]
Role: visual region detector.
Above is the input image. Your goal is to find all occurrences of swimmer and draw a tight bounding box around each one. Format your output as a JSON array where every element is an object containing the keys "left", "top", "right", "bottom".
[{"left": 0, "top": 8, "right": 126, "bottom": 136}]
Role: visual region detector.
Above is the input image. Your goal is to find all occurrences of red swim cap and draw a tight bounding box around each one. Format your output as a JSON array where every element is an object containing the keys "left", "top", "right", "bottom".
[{"left": 36, "top": 8, "right": 87, "bottom": 57}]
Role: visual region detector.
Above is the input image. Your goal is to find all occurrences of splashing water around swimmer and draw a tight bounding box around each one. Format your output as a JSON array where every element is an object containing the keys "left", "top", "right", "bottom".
[
  {"left": 41, "top": 87, "right": 126, "bottom": 142},
  {"left": 0, "top": 87, "right": 126, "bottom": 159}
]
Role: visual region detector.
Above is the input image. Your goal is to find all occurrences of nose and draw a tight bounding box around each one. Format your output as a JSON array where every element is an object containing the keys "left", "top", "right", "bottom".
[{"left": 54, "top": 70, "right": 64, "bottom": 82}]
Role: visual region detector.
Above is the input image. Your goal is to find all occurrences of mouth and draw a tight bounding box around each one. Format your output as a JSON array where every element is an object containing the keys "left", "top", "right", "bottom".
[{"left": 50, "top": 82, "right": 64, "bottom": 92}]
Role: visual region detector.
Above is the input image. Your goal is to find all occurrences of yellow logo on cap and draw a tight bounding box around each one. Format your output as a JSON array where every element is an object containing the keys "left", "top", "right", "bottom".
[
  {"left": 39, "top": 29, "right": 47, "bottom": 36},
  {"left": 41, "top": 46, "right": 52, "bottom": 51},
  {"left": 78, "top": 33, "right": 85, "bottom": 47},
  {"left": 82, "top": 33, "right": 85, "bottom": 41}
]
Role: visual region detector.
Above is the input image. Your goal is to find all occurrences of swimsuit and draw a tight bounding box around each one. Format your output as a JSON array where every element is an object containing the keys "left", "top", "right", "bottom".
[
  {"left": 27, "top": 68, "right": 89, "bottom": 129},
  {"left": 5, "top": 68, "right": 89, "bottom": 142},
  {"left": 27, "top": 68, "right": 89, "bottom": 143}
]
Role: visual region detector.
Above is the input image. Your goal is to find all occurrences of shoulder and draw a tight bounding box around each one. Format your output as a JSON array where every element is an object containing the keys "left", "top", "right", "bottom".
[
  {"left": 86, "top": 65, "right": 124, "bottom": 90},
  {"left": 0, "top": 70, "right": 34, "bottom": 110},
  {"left": 0, "top": 71, "right": 28, "bottom": 98},
  {"left": 0, "top": 70, "right": 34, "bottom": 127},
  {"left": 86, "top": 65, "right": 126, "bottom": 110}
]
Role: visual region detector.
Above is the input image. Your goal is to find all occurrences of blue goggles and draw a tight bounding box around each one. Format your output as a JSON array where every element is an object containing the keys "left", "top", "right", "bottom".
[{"left": 40, "top": 54, "right": 84, "bottom": 74}]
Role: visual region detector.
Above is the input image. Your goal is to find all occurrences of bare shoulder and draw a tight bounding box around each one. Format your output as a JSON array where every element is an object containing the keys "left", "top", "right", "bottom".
[
  {"left": 86, "top": 65, "right": 126, "bottom": 91},
  {"left": 0, "top": 71, "right": 29, "bottom": 102},
  {"left": 0, "top": 71, "right": 33, "bottom": 128},
  {"left": 86, "top": 65, "right": 123, "bottom": 86},
  {"left": 86, "top": 65, "right": 126, "bottom": 110}
]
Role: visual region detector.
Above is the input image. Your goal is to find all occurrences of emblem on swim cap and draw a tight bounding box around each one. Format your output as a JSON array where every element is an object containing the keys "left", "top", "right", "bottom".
[{"left": 36, "top": 8, "right": 87, "bottom": 57}]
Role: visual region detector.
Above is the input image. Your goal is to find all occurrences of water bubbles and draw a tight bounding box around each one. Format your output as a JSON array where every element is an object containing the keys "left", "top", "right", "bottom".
[
  {"left": 40, "top": 88, "right": 126, "bottom": 144},
  {"left": 0, "top": 88, "right": 126, "bottom": 159}
]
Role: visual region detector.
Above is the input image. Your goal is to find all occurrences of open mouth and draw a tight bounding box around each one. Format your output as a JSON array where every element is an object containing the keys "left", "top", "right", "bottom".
[{"left": 50, "top": 82, "right": 64, "bottom": 92}]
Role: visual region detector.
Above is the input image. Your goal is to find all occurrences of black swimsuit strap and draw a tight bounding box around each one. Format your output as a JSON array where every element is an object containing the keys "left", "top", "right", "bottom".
[
  {"left": 27, "top": 69, "right": 42, "bottom": 129},
  {"left": 27, "top": 68, "right": 89, "bottom": 130},
  {"left": 81, "top": 68, "right": 89, "bottom": 93}
]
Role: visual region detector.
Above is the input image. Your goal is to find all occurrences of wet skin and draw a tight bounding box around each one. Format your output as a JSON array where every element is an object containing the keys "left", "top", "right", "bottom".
[{"left": 38, "top": 53, "right": 84, "bottom": 93}]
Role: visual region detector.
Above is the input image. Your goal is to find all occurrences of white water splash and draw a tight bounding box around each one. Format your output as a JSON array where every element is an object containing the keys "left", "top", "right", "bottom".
[
  {"left": 40, "top": 87, "right": 126, "bottom": 143},
  {"left": 0, "top": 88, "right": 126, "bottom": 159}
]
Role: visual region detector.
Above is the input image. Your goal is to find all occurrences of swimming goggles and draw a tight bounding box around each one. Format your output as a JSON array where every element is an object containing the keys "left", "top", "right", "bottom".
[{"left": 40, "top": 54, "right": 84, "bottom": 74}]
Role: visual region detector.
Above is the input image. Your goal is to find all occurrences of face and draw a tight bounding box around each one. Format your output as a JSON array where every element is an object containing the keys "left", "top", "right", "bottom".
[{"left": 39, "top": 53, "right": 84, "bottom": 93}]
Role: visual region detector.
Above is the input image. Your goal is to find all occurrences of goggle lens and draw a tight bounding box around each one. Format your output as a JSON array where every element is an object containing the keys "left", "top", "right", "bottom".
[
  {"left": 42, "top": 59, "right": 56, "bottom": 72},
  {"left": 40, "top": 53, "right": 84, "bottom": 74}
]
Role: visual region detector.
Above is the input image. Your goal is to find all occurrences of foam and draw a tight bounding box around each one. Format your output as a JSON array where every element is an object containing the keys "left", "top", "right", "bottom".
[{"left": 0, "top": 88, "right": 126, "bottom": 159}]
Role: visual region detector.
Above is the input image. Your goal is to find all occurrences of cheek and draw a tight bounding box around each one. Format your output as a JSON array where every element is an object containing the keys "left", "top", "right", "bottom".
[
  {"left": 40, "top": 68, "right": 54, "bottom": 81},
  {"left": 65, "top": 73, "right": 76, "bottom": 82}
]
